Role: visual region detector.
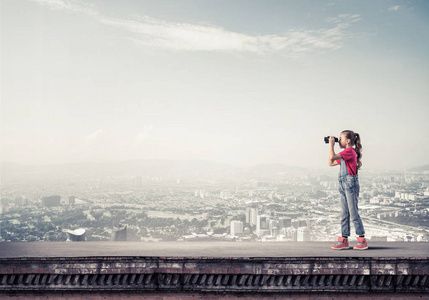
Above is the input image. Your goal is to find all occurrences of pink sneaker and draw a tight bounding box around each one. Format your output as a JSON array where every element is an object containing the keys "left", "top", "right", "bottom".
[
  {"left": 331, "top": 237, "right": 349, "bottom": 250},
  {"left": 353, "top": 237, "right": 368, "bottom": 250}
]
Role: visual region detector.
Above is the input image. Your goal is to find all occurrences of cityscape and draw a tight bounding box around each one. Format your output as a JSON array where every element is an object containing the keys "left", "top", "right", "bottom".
[
  {"left": 1, "top": 161, "right": 428, "bottom": 243},
  {"left": 2, "top": 1, "right": 429, "bottom": 246}
]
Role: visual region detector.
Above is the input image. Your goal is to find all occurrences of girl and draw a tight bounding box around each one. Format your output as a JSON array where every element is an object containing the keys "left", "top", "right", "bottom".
[{"left": 329, "top": 130, "right": 368, "bottom": 250}]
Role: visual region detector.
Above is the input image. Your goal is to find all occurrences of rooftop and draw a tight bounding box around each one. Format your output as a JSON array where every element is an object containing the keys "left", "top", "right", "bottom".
[
  {"left": 1, "top": 242, "right": 428, "bottom": 296},
  {"left": 1, "top": 241, "right": 428, "bottom": 258}
]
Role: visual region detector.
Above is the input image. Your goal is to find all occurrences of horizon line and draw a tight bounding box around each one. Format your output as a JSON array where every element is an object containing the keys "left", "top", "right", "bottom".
[{"left": 1, "top": 159, "right": 427, "bottom": 172}]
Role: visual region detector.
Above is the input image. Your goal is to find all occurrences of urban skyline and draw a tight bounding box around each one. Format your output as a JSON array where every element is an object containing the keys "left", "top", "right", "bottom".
[{"left": 2, "top": 165, "right": 428, "bottom": 243}]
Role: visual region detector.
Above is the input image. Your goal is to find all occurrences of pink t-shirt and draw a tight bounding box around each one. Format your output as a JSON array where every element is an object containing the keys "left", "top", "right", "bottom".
[{"left": 336, "top": 147, "right": 357, "bottom": 175}]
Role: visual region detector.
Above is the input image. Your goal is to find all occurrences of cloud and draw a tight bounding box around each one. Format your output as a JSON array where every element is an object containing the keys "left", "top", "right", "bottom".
[
  {"left": 325, "top": 14, "right": 361, "bottom": 24},
  {"left": 28, "top": 0, "right": 97, "bottom": 16},
  {"left": 28, "top": 0, "right": 361, "bottom": 57},
  {"left": 123, "top": 15, "right": 361, "bottom": 55},
  {"left": 388, "top": 5, "right": 400, "bottom": 11}
]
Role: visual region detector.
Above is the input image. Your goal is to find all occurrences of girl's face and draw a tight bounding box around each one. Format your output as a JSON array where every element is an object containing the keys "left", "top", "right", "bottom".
[{"left": 338, "top": 133, "right": 350, "bottom": 149}]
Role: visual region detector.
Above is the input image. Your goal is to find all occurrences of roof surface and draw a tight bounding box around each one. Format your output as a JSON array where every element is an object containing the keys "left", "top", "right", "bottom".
[{"left": 1, "top": 241, "right": 428, "bottom": 258}]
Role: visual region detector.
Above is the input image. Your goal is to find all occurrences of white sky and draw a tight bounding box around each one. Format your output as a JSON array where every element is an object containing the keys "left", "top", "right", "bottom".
[{"left": 1, "top": 0, "right": 429, "bottom": 170}]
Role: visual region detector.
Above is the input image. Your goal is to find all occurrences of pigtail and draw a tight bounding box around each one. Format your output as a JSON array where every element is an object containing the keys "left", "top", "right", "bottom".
[
  {"left": 354, "top": 133, "right": 362, "bottom": 171},
  {"left": 341, "top": 130, "right": 363, "bottom": 172}
]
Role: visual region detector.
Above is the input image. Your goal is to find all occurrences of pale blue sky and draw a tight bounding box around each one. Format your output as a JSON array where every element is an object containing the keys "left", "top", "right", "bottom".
[{"left": 1, "top": 0, "right": 428, "bottom": 170}]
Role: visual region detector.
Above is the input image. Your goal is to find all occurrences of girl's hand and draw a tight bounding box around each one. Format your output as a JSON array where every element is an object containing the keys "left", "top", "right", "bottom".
[{"left": 329, "top": 136, "right": 335, "bottom": 146}]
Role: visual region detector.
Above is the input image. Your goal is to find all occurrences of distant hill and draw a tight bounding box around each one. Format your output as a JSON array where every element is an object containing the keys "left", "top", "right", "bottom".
[
  {"left": 408, "top": 165, "right": 429, "bottom": 172},
  {"left": 0, "top": 160, "right": 307, "bottom": 180},
  {"left": 249, "top": 163, "right": 306, "bottom": 175},
  {"left": 0, "top": 160, "right": 241, "bottom": 179}
]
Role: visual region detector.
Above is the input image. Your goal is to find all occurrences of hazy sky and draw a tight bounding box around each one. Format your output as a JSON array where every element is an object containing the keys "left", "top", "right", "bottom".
[{"left": 1, "top": 0, "right": 428, "bottom": 170}]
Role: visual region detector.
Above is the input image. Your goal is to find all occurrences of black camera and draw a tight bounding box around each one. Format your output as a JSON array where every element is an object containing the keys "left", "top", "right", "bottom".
[{"left": 324, "top": 136, "right": 338, "bottom": 143}]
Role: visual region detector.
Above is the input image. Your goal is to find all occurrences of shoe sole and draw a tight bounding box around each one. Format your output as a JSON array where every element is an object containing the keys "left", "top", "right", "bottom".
[
  {"left": 353, "top": 247, "right": 368, "bottom": 250},
  {"left": 331, "top": 247, "right": 349, "bottom": 250}
]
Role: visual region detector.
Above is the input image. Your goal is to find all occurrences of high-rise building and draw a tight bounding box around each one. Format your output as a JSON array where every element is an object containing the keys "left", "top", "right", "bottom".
[
  {"left": 245, "top": 208, "right": 259, "bottom": 225},
  {"left": 297, "top": 227, "right": 311, "bottom": 242},
  {"left": 133, "top": 176, "right": 142, "bottom": 185},
  {"left": 256, "top": 215, "right": 269, "bottom": 234},
  {"left": 68, "top": 196, "right": 76, "bottom": 205},
  {"left": 245, "top": 208, "right": 251, "bottom": 223},
  {"left": 278, "top": 217, "right": 291, "bottom": 229},
  {"left": 0, "top": 198, "right": 9, "bottom": 206},
  {"left": 230, "top": 221, "right": 243, "bottom": 237},
  {"left": 269, "top": 219, "right": 279, "bottom": 237},
  {"left": 15, "top": 196, "right": 29, "bottom": 206},
  {"left": 42, "top": 195, "right": 61, "bottom": 207},
  {"left": 250, "top": 208, "right": 258, "bottom": 225}
]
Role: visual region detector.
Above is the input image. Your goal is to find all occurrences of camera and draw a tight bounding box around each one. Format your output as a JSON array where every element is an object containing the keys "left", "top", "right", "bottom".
[{"left": 324, "top": 136, "right": 338, "bottom": 143}]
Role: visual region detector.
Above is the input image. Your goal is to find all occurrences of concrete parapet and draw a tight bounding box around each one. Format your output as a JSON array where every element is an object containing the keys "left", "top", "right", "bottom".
[{"left": 0, "top": 256, "right": 428, "bottom": 294}]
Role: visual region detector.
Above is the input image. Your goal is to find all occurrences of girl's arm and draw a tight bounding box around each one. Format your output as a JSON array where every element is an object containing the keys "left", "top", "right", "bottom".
[
  {"left": 329, "top": 160, "right": 339, "bottom": 167},
  {"left": 329, "top": 136, "right": 342, "bottom": 166}
]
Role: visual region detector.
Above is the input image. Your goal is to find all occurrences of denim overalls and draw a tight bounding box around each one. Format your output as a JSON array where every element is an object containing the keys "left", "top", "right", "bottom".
[{"left": 338, "top": 159, "right": 365, "bottom": 237}]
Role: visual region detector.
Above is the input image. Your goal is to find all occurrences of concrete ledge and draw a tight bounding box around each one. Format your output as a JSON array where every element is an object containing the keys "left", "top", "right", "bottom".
[{"left": 0, "top": 242, "right": 428, "bottom": 294}]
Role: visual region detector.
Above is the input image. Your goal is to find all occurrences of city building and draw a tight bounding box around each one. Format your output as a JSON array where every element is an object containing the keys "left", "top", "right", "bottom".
[
  {"left": 68, "top": 196, "right": 76, "bottom": 205},
  {"left": 42, "top": 195, "right": 61, "bottom": 207},
  {"left": 286, "top": 227, "right": 297, "bottom": 242},
  {"left": 112, "top": 224, "right": 127, "bottom": 241},
  {"left": 299, "top": 219, "right": 307, "bottom": 227},
  {"left": 297, "top": 227, "right": 311, "bottom": 242},
  {"left": 133, "top": 176, "right": 142, "bottom": 185},
  {"left": 15, "top": 196, "right": 29, "bottom": 206},
  {"left": 230, "top": 221, "right": 243, "bottom": 237},
  {"left": 250, "top": 208, "right": 258, "bottom": 225},
  {"left": 269, "top": 219, "right": 278, "bottom": 234},
  {"left": 278, "top": 217, "right": 291, "bottom": 229},
  {"left": 291, "top": 219, "right": 300, "bottom": 229},
  {"left": 256, "top": 215, "right": 269, "bottom": 235},
  {"left": 66, "top": 229, "right": 86, "bottom": 242},
  {"left": 271, "top": 227, "right": 278, "bottom": 238},
  {"left": 245, "top": 208, "right": 259, "bottom": 225},
  {"left": 220, "top": 190, "right": 232, "bottom": 199}
]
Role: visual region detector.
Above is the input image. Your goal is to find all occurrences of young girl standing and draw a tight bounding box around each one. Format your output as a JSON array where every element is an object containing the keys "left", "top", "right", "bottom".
[{"left": 329, "top": 130, "right": 368, "bottom": 250}]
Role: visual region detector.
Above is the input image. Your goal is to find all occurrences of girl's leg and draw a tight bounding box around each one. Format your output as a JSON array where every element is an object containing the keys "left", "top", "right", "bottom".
[
  {"left": 339, "top": 182, "right": 350, "bottom": 237},
  {"left": 345, "top": 187, "right": 365, "bottom": 236}
]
